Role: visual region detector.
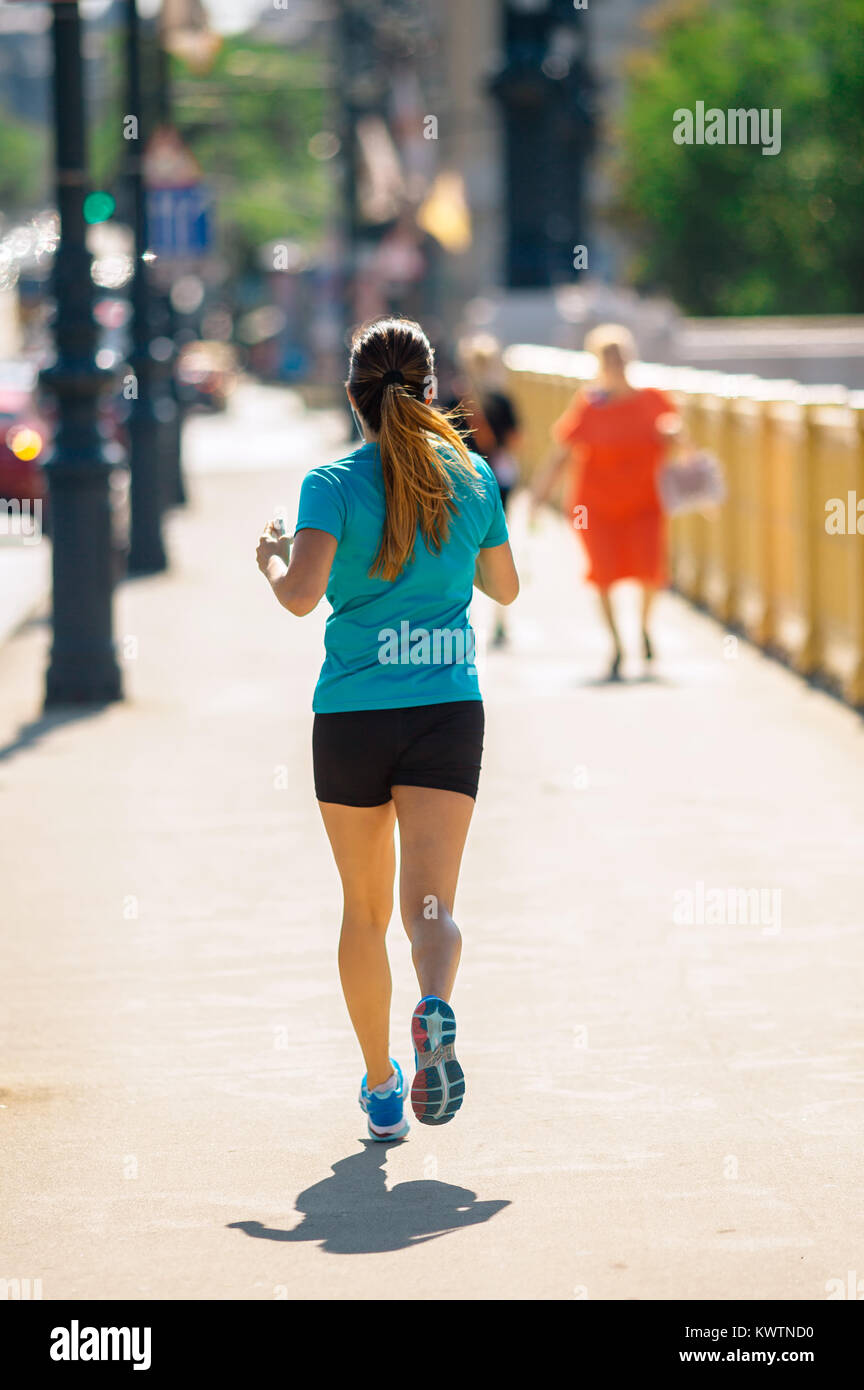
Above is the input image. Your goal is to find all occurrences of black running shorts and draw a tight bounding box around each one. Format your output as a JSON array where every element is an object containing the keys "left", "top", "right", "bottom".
[{"left": 312, "top": 700, "right": 485, "bottom": 806}]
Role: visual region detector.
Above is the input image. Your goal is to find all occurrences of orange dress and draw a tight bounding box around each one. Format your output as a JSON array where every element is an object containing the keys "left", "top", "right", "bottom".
[{"left": 553, "top": 386, "right": 675, "bottom": 588}]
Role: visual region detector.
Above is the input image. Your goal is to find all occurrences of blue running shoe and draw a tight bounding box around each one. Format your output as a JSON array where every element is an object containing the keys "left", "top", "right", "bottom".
[
  {"left": 358, "top": 1059, "right": 410, "bottom": 1142},
  {"left": 411, "top": 996, "right": 464, "bottom": 1125}
]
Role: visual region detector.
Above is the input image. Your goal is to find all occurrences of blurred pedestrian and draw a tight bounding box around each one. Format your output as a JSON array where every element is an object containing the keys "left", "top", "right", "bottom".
[
  {"left": 445, "top": 334, "right": 522, "bottom": 646},
  {"left": 533, "top": 324, "right": 679, "bottom": 679},
  {"left": 256, "top": 317, "right": 519, "bottom": 1140}
]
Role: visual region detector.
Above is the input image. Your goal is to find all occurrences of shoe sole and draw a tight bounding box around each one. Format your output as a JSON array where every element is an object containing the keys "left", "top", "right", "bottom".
[{"left": 411, "top": 998, "right": 464, "bottom": 1125}]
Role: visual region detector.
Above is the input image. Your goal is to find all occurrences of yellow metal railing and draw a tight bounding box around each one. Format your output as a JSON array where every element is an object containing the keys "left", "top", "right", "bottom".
[{"left": 504, "top": 345, "right": 864, "bottom": 708}]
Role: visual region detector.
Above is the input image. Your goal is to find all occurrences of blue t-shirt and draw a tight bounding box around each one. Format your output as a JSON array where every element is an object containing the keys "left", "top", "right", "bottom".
[{"left": 294, "top": 441, "right": 509, "bottom": 712}]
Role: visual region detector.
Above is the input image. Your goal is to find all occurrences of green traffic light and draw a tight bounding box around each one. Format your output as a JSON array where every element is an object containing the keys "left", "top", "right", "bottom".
[{"left": 84, "top": 191, "right": 116, "bottom": 224}]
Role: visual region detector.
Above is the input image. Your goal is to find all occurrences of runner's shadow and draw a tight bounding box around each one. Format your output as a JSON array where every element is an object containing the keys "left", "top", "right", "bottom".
[{"left": 228, "top": 1140, "right": 510, "bottom": 1255}]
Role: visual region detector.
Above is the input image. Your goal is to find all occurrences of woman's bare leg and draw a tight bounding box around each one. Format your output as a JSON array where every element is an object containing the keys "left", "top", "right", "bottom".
[
  {"left": 391, "top": 785, "right": 475, "bottom": 1001},
  {"left": 597, "top": 586, "right": 623, "bottom": 677},
  {"left": 641, "top": 584, "right": 657, "bottom": 659},
  {"left": 317, "top": 799, "right": 397, "bottom": 1090}
]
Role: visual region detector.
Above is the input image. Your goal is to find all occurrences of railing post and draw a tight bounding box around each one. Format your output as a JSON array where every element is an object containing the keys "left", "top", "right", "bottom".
[
  {"left": 716, "top": 394, "right": 738, "bottom": 626},
  {"left": 796, "top": 403, "right": 823, "bottom": 679},
  {"left": 758, "top": 397, "right": 779, "bottom": 649},
  {"left": 844, "top": 401, "right": 864, "bottom": 707}
]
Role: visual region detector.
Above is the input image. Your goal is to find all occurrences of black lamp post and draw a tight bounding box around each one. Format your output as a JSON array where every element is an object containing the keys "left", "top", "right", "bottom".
[
  {"left": 41, "top": 0, "right": 122, "bottom": 707},
  {"left": 124, "top": 0, "right": 167, "bottom": 574},
  {"left": 336, "top": 1, "right": 364, "bottom": 333},
  {"left": 489, "top": 0, "right": 595, "bottom": 288},
  {"left": 149, "top": 13, "right": 186, "bottom": 509}
]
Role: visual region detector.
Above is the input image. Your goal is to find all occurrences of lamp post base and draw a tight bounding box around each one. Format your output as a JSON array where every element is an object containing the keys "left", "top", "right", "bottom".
[{"left": 45, "top": 658, "right": 123, "bottom": 708}]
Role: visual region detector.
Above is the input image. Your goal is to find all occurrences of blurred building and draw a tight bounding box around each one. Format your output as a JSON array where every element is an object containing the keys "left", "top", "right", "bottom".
[
  {"left": 431, "top": 0, "right": 694, "bottom": 352},
  {"left": 333, "top": 0, "right": 596, "bottom": 349},
  {"left": 0, "top": 4, "right": 51, "bottom": 126},
  {"left": 430, "top": 0, "right": 502, "bottom": 325}
]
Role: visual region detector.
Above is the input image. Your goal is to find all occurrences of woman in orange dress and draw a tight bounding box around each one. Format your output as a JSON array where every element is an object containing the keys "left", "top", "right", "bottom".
[{"left": 534, "top": 325, "right": 678, "bottom": 679}]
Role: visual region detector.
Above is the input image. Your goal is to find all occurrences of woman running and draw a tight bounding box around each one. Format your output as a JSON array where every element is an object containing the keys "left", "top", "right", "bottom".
[
  {"left": 256, "top": 317, "right": 519, "bottom": 1141},
  {"left": 533, "top": 324, "right": 678, "bottom": 680}
]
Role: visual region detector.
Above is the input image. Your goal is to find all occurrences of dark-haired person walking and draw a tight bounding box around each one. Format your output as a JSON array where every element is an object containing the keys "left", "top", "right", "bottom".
[
  {"left": 256, "top": 318, "right": 519, "bottom": 1140},
  {"left": 445, "top": 334, "right": 522, "bottom": 648}
]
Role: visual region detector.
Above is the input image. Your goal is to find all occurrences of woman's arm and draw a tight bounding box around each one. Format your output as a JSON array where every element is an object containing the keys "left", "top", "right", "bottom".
[
  {"left": 474, "top": 540, "right": 519, "bottom": 605},
  {"left": 531, "top": 442, "right": 570, "bottom": 505},
  {"left": 256, "top": 525, "right": 337, "bottom": 616}
]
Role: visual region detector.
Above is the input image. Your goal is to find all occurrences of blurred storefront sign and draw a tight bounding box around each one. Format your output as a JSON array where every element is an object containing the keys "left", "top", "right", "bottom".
[{"left": 144, "top": 127, "right": 212, "bottom": 264}]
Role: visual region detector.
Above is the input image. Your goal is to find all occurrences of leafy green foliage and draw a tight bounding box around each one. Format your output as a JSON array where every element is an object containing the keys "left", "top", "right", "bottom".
[
  {"left": 612, "top": 0, "right": 864, "bottom": 313},
  {"left": 0, "top": 112, "right": 48, "bottom": 211},
  {"left": 173, "top": 38, "right": 332, "bottom": 257},
  {"left": 0, "top": 31, "right": 330, "bottom": 279}
]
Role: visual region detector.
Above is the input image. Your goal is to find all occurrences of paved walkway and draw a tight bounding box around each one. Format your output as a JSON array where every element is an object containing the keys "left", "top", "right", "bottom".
[
  {"left": 0, "top": 544, "right": 50, "bottom": 648},
  {"left": 1, "top": 387, "right": 863, "bottom": 1300}
]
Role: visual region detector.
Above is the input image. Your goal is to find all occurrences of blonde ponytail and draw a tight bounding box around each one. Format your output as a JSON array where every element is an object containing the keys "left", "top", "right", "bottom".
[{"left": 370, "top": 387, "right": 478, "bottom": 581}]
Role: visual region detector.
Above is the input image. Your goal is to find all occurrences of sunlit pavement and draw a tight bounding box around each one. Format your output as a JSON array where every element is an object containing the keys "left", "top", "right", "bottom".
[
  {"left": 0, "top": 545, "right": 50, "bottom": 648},
  {"left": 1, "top": 385, "right": 863, "bottom": 1300}
]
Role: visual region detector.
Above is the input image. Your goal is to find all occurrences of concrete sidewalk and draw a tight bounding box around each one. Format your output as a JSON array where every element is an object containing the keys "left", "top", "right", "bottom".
[
  {"left": 0, "top": 542, "right": 50, "bottom": 648},
  {"left": 1, "top": 395, "right": 863, "bottom": 1301}
]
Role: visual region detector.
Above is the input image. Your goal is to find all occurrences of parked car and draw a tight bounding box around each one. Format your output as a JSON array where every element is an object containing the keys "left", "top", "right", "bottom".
[
  {"left": 0, "top": 363, "right": 48, "bottom": 511},
  {"left": 0, "top": 360, "right": 129, "bottom": 576}
]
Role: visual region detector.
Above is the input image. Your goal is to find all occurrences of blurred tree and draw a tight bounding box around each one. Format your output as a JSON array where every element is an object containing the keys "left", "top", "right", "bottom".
[
  {"left": 172, "top": 37, "right": 332, "bottom": 258},
  {"left": 0, "top": 112, "right": 48, "bottom": 211},
  {"left": 612, "top": 0, "right": 864, "bottom": 314}
]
